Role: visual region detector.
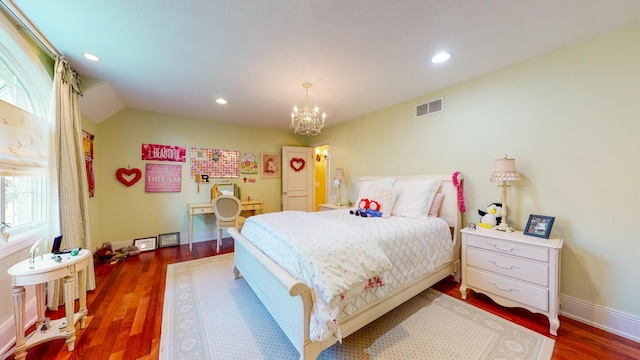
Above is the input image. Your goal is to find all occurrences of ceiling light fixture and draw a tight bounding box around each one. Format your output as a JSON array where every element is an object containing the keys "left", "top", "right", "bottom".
[
  {"left": 432, "top": 52, "right": 451, "bottom": 63},
  {"left": 83, "top": 53, "right": 100, "bottom": 61},
  {"left": 215, "top": 98, "right": 228, "bottom": 105},
  {"left": 290, "top": 82, "right": 325, "bottom": 136}
]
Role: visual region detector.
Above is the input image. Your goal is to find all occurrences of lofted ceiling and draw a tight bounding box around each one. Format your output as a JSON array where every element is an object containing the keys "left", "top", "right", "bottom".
[{"left": 8, "top": 0, "right": 640, "bottom": 132}]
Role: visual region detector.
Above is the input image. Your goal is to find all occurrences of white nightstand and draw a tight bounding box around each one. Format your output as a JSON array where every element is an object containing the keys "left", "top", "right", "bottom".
[
  {"left": 460, "top": 227, "right": 563, "bottom": 335},
  {"left": 318, "top": 203, "right": 350, "bottom": 211}
]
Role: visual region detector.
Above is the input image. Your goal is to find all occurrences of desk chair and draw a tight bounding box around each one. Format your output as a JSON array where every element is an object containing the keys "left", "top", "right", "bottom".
[{"left": 213, "top": 195, "right": 245, "bottom": 252}]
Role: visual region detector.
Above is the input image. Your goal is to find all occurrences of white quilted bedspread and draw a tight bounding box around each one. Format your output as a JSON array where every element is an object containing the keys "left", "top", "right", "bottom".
[{"left": 239, "top": 209, "right": 454, "bottom": 342}]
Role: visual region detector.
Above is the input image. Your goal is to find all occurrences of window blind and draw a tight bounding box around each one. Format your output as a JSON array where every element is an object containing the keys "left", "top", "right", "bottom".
[{"left": 0, "top": 99, "right": 48, "bottom": 176}]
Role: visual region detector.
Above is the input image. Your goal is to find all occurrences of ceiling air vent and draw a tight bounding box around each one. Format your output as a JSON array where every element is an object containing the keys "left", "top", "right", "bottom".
[{"left": 416, "top": 97, "right": 444, "bottom": 118}]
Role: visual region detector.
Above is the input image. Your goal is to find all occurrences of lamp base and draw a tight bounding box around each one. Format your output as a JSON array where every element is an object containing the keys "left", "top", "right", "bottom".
[{"left": 494, "top": 221, "right": 514, "bottom": 233}]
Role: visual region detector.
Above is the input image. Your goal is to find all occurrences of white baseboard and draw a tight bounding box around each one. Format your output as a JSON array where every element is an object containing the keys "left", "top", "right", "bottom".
[
  {"left": 0, "top": 296, "right": 38, "bottom": 358},
  {"left": 560, "top": 294, "right": 640, "bottom": 342}
]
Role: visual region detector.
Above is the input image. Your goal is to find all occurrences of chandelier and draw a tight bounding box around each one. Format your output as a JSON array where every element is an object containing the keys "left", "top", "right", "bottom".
[{"left": 290, "top": 82, "right": 326, "bottom": 135}]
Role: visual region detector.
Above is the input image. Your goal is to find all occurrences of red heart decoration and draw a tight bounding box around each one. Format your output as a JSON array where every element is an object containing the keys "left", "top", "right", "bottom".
[
  {"left": 290, "top": 157, "right": 305, "bottom": 172},
  {"left": 116, "top": 168, "right": 142, "bottom": 187}
]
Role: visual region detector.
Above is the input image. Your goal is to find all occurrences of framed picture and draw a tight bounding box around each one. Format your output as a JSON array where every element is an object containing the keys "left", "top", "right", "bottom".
[
  {"left": 261, "top": 153, "right": 281, "bottom": 178},
  {"left": 524, "top": 214, "right": 555, "bottom": 239},
  {"left": 158, "top": 232, "right": 180, "bottom": 247},
  {"left": 133, "top": 237, "right": 157, "bottom": 251}
]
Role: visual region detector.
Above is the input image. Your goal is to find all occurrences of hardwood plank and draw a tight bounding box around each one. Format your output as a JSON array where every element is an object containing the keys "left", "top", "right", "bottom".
[{"left": 7, "top": 239, "right": 639, "bottom": 359}]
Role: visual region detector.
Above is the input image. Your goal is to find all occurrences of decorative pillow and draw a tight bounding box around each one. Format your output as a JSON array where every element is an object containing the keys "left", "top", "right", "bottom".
[
  {"left": 356, "top": 177, "right": 396, "bottom": 202},
  {"left": 428, "top": 192, "right": 444, "bottom": 217},
  {"left": 391, "top": 179, "right": 441, "bottom": 218},
  {"left": 357, "top": 184, "right": 398, "bottom": 218}
]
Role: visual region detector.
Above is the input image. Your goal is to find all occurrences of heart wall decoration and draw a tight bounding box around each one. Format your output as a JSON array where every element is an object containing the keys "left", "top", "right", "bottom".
[
  {"left": 290, "top": 157, "right": 306, "bottom": 172},
  {"left": 116, "top": 167, "right": 142, "bottom": 187}
]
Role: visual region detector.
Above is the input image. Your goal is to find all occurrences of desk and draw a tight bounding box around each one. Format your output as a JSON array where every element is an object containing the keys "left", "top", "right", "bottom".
[
  {"left": 7, "top": 249, "right": 90, "bottom": 360},
  {"left": 188, "top": 200, "right": 263, "bottom": 251}
]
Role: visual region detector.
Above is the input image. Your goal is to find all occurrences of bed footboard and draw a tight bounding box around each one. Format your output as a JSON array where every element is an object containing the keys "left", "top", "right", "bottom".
[{"left": 228, "top": 227, "right": 332, "bottom": 360}]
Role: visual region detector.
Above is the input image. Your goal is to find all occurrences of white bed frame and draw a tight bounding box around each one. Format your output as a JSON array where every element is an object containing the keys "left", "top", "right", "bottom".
[{"left": 228, "top": 174, "right": 463, "bottom": 360}]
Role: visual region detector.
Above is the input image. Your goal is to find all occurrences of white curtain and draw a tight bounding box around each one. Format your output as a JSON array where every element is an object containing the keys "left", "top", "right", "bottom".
[{"left": 48, "top": 57, "right": 95, "bottom": 309}]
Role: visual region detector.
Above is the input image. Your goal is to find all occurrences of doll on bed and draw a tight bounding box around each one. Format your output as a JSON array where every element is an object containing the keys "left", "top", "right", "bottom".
[{"left": 349, "top": 198, "right": 383, "bottom": 217}]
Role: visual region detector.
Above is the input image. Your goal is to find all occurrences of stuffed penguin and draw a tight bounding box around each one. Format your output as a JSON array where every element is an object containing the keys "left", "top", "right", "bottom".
[{"left": 478, "top": 203, "right": 502, "bottom": 228}]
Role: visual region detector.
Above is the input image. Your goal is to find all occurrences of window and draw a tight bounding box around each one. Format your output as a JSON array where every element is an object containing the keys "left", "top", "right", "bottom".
[
  {"left": 2, "top": 176, "right": 47, "bottom": 235},
  {"left": 0, "top": 14, "right": 52, "bottom": 257}
]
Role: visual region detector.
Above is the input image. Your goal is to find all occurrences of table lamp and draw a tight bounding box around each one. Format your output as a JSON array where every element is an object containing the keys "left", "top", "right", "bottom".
[
  {"left": 490, "top": 155, "right": 521, "bottom": 232},
  {"left": 334, "top": 168, "right": 345, "bottom": 206}
]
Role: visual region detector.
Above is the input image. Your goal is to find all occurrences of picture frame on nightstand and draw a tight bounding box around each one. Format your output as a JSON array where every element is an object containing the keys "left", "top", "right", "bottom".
[{"left": 524, "top": 214, "right": 555, "bottom": 239}]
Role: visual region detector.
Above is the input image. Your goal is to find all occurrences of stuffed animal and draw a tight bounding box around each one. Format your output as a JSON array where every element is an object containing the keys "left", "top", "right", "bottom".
[
  {"left": 478, "top": 203, "right": 502, "bottom": 228},
  {"left": 109, "top": 245, "right": 142, "bottom": 264},
  {"left": 94, "top": 242, "right": 114, "bottom": 263},
  {"left": 350, "top": 198, "right": 383, "bottom": 218}
]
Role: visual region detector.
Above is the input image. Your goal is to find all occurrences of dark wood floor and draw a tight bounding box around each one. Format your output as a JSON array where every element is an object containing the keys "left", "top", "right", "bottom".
[{"left": 8, "top": 239, "right": 640, "bottom": 360}]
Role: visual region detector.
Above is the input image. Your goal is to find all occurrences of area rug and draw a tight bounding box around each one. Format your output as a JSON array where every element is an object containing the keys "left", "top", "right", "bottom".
[{"left": 160, "top": 254, "right": 555, "bottom": 360}]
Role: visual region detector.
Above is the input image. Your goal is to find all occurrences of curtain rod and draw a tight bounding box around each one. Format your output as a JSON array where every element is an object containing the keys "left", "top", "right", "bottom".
[{"left": 0, "top": 0, "right": 60, "bottom": 59}]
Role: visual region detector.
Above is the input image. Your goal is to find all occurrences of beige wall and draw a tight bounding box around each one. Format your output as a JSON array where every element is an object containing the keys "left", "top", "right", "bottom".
[
  {"left": 313, "top": 23, "right": 640, "bottom": 318},
  {"left": 89, "top": 109, "right": 305, "bottom": 249}
]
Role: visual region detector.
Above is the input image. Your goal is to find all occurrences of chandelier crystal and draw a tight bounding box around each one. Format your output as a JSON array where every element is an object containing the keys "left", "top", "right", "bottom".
[{"left": 290, "top": 82, "right": 326, "bottom": 136}]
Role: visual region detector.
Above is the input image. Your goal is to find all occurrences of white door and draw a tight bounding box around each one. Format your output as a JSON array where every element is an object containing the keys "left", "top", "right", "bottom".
[{"left": 282, "top": 146, "right": 314, "bottom": 211}]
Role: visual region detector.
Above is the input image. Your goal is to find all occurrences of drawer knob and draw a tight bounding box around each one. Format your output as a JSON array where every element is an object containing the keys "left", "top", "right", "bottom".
[
  {"left": 489, "top": 260, "right": 518, "bottom": 270},
  {"left": 488, "top": 281, "right": 517, "bottom": 293}
]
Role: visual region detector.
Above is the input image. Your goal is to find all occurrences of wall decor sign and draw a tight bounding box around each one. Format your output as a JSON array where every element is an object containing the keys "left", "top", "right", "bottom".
[
  {"left": 145, "top": 164, "right": 182, "bottom": 192},
  {"left": 240, "top": 152, "right": 259, "bottom": 174},
  {"left": 142, "top": 144, "right": 186, "bottom": 162},
  {"left": 116, "top": 167, "right": 142, "bottom": 187},
  {"left": 190, "top": 147, "right": 239, "bottom": 178},
  {"left": 83, "top": 130, "right": 95, "bottom": 196}
]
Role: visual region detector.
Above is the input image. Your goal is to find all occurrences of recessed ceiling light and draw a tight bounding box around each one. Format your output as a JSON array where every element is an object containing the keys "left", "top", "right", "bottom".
[
  {"left": 215, "top": 98, "right": 228, "bottom": 105},
  {"left": 83, "top": 53, "right": 100, "bottom": 61},
  {"left": 432, "top": 52, "right": 451, "bottom": 63}
]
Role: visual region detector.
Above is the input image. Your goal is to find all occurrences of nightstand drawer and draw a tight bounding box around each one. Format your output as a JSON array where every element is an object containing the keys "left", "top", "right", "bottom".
[
  {"left": 467, "top": 248, "right": 549, "bottom": 286},
  {"left": 466, "top": 268, "right": 549, "bottom": 312},
  {"left": 467, "top": 235, "right": 549, "bottom": 262}
]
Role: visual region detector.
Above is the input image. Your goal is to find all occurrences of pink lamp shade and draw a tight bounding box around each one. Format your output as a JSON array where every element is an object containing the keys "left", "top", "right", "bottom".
[{"left": 490, "top": 156, "right": 521, "bottom": 182}]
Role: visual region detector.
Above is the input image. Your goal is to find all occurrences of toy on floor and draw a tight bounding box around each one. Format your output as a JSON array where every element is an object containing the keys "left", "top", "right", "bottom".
[
  {"left": 478, "top": 203, "right": 502, "bottom": 228},
  {"left": 94, "top": 242, "right": 142, "bottom": 264},
  {"left": 350, "top": 198, "right": 383, "bottom": 218},
  {"left": 94, "top": 242, "right": 114, "bottom": 263},
  {"left": 110, "top": 245, "right": 142, "bottom": 264}
]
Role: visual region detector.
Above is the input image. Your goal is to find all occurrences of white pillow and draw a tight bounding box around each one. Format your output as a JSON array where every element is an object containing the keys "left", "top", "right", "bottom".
[
  {"left": 392, "top": 179, "right": 442, "bottom": 218},
  {"left": 356, "top": 177, "right": 396, "bottom": 201}
]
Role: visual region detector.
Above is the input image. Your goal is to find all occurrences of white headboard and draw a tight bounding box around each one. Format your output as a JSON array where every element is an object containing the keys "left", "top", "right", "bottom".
[{"left": 356, "top": 174, "right": 463, "bottom": 237}]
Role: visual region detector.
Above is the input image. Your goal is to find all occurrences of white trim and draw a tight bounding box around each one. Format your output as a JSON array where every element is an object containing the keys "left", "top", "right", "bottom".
[
  {"left": 0, "top": 230, "right": 44, "bottom": 261},
  {"left": 560, "top": 294, "right": 640, "bottom": 342},
  {"left": 0, "top": 295, "right": 38, "bottom": 358}
]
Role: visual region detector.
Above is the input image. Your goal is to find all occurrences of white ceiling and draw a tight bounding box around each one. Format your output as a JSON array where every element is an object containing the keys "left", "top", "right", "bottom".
[{"left": 9, "top": 0, "right": 640, "bottom": 132}]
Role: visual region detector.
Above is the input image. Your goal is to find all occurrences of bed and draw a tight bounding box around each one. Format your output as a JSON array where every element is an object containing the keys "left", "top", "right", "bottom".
[{"left": 228, "top": 174, "right": 463, "bottom": 360}]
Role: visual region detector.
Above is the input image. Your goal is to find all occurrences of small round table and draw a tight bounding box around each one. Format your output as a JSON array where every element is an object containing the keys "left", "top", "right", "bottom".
[{"left": 7, "top": 249, "right": 90, "bottom": 360}]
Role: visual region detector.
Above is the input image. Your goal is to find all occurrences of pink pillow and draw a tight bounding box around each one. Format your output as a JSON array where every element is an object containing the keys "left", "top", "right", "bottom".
[{"left": 428, "top": 193, "right": 444, "bottom": 217}]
